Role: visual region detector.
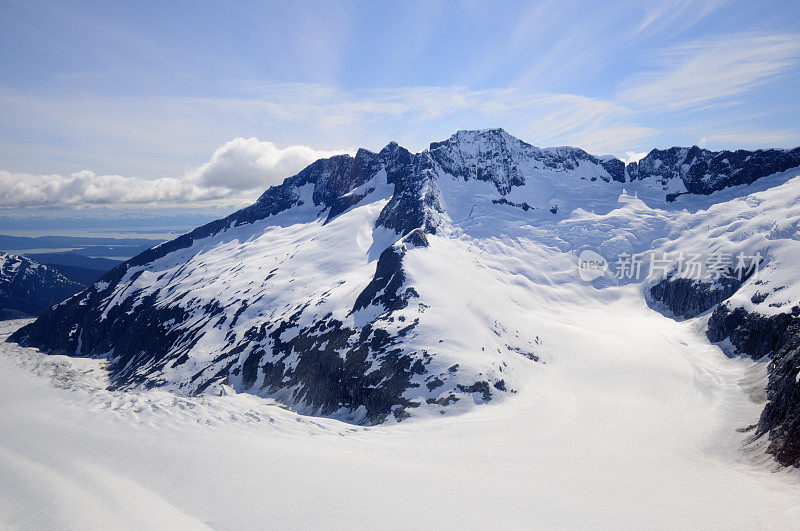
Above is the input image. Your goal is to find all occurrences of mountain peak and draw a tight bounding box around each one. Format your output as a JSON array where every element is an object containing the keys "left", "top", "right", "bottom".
[
  {"left": 431, "top": 128, "right": 519, "bottom": 150},
  {"left": 380, "top": 140, "right": 401, "bottom": 154}
]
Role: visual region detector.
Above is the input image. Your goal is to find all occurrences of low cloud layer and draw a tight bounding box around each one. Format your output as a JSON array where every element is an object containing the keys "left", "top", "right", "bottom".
[
  {"left": 0, "top": 170, "right": 229, "bottom": 207},
  {"left": 1, "top": 139, "right": 344, "bottom": 208}
]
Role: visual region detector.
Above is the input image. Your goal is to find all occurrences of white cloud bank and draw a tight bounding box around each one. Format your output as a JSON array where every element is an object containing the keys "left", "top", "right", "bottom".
[
  {"left": 0, "top": 139, "right": 345, "bottom": 208},
  {"left": 189, "top": 138, "right": 344, "bottom": 191},
  {"left": 0, "top": 170, "right": 225, "bottom": 207}
]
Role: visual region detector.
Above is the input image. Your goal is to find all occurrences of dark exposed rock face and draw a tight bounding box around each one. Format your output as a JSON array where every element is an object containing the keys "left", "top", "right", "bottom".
[
  {"left": 627, "top": 146, "right": 800, "bottom": 197},
  {"left": 650, "top": 262, "right": 800, "bottom": 468},
  {"left": 429, "top": 129, "right": 527, "bottom": 193},
  {"left": 707, "top": 306, "right": 795, "bottom": 360},
  {"left": 756, "top": 321, "right": 800, "bottom": 467},
  {"left": 233, "top": 312, "right": 429, "bottom": 424},
  {"left": 375, "top": 143, "right": 443, "bottom": 235},
  {"left": 8, "top": 160, "right": 442, "bottom": 424},
  {"left": 352, "top": 241, "right": 418, "bottom": 315},
  {"left": 600, "top": 157, "right": 626, "bottom": 183},
  {"left": 650, "top": 260, "right": 800, "bottom": 468},
  {"left": 0, "top": 253, "right": 84, "bottom": 320},
  {"left": 707, "top": 304, "right": 800, "bottom": 467},
  {"left": 650, "top": 273, "right": 748, "bottom": 319}
]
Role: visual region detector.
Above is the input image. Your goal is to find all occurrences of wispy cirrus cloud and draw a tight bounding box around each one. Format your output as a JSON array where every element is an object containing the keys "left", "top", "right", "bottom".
[
  {"left": 619, "top": 33, "right": 800, "bottom": 111},
  {"left": 634, "top": 0, "right": 728, "bottom": 36},
  {"left": 506, "top": 94, "right": 656, "bottom": 153}
]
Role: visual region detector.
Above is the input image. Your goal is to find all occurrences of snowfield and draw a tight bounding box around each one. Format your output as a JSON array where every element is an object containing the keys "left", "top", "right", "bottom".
[{"left": 3, "top": 280, "right": 800, "bottom": 530}]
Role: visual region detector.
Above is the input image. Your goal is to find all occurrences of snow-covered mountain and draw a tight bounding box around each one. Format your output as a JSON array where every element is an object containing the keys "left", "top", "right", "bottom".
[
  {"left": 0, "top": 252, "right": 84, "bottom": 320},
  {"left": 9, "top": 130, "right": 800, "bottom": 460}
]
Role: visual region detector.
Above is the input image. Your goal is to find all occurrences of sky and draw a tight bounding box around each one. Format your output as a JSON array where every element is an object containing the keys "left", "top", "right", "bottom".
[{"left": 1, "top": 0, "right": 799, "bottom": 228}]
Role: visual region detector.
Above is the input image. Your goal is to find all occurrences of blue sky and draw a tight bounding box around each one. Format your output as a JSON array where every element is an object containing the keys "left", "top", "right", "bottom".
[{"left": 1, "top": 0, "right": 799, "bottom": 224}]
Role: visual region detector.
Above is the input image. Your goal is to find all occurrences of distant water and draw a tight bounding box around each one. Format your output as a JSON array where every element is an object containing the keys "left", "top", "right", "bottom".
[
  {"left": 0, "top": 227, "right": 192, "bottom": 240},
  {"left": 4, "top": 248, "right": 80, "bottom": 255},
  {"left": 0, "top": 226, "right": 189, "bottom": 261}
]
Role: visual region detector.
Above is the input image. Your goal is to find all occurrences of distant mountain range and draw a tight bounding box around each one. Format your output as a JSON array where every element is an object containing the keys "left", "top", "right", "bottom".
[
  {"left": 0, "top": 252, "right": 85, "bottom": 319},
  {"left": 22, "top": 252, "right": 121, "bottom": 285},
  {"left": 0, "top": 235, "right": 164, "bottom": 286}
]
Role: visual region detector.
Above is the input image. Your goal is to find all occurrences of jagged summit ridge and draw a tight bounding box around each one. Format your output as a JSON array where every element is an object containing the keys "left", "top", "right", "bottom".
[
  {"left": 628, "top": 144, "right": 800, "bottom": 199},
  {"left": 430, "top": 128, "right": 626, "bottom": 191}
]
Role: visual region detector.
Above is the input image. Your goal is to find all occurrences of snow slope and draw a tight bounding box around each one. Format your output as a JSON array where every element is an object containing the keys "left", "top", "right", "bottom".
[{"left": 3, "top": 290, "right": 800, "bottom": 529}]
